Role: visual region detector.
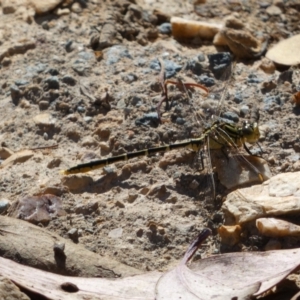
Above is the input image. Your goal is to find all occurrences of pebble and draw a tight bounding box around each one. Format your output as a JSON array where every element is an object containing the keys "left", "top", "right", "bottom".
[
  {"left": 71, "top": 2, "right": 83, "bottom": 13},
  {"left": 62, "top": 75, "right": 76, "bottom": 86},
  {"left": 68, "top": 228, "right": 79, "bottom": 242},
  {"left": 222, "top": 111, "right": 239, "bottom": 122},
  {"left": 33, "top": 113, "right": 56, "bottom": 126},
  {"left": 266, "top": 5, "right": 282, "bottom": 16},
  {"left": 72, "top": 59, "right": 89, "bottom": 75},
  {"left": 149, "top": 59, "right": 182, "bottom": 79},
  {"left": 175, "top": 117, "right": 185, "bottom": 125},
  {"left": 122, "top": 73, "right": 138, "bottom": 83},
  {"left": 2, "top": 57, "right": 11, "bottom": 66},
  {"left": 158, "top": 23, "right": 172, "bottom": 34},
  {"left": 39, "top": 100, "right": 49, "bottom": 110},
  {"left": 263, "top": 95, "right": 281, "bottom": 110},
  {"left": 185, "top": 58, "right": 203, "bottom": 75},
  {"left": 198, "top": 74, "right": 215, "bottom": 87},
  {"left": 247, "top": 74, "right": 262, "bottom": 84},
  {"left": 135, "top": 112, "right": 160, "bottom": 127},
  {"left": 77, "top": 106, "right": 85, "bottom": 113},
  {"left": 108, "top": 227, "right": 123, "bottom": 239},
  {"left": 65, "top": 40, "right": 74, "bottom": 53},
  {"left": 233, "top": 92, "right": 243, "bottom": 104},
  {"left": 208, "top": 52, "right": 231, "bottom": 79},
  {"left": 278, "top": 70, "right": 293, "bottom": 84},
  {"left": 10, "top": 84, "right": 21, "bottom": 104},
  {"left": 259, "top": 58, "right": 276, "bottom": 74},
  {"left": 105, "top": 45, "right": 132, "bottom": 65},
  {"left": 15, "top": 79, "right": 29, "bottom": 86},
  {"left": 44, "top": 76, "right": 59, "bottom": 89},
  {"left": 240, "top": 105, "right": 249, "bottom": 117},
  {"left": 47, "top": 68, "right": 59, "bottom": 75},
  {"left": 0, "top": 199, "right": 10, "bottom": 214},
  {"left": 197, "top": 53, "right": 205, "bottom": 62}
]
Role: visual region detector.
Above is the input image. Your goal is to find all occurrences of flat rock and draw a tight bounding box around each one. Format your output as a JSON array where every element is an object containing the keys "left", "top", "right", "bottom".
[
  {"left": 33, "top": 113, "right": 56, "bottom": 126},
  {"left": 8, "top": 194, "right": 66, "bottom": 224},
  {"left": 29, "top": 0, "right": 64, "bottom": 14},
  {"left": 223, "top": 172, "right": 300, "bottom": 224},
  {"left": 212, "top": 151, "right": 272, "bottom": 190},
  {"left": 266, "top": 34, "right": 300, "bottom": 66}
]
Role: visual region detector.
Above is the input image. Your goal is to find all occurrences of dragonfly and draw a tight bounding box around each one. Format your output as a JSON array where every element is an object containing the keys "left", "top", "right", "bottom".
[{"left": 61, "top": 55, "right": 264, "bottom": 199}]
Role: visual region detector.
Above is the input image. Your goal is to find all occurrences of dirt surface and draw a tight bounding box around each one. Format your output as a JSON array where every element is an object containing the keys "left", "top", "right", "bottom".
[{"left": 0, "top": 0, "right": 300, "bottom": 290}]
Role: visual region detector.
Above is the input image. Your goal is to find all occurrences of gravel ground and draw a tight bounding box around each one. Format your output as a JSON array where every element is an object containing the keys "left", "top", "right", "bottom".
[{"left": 0, "top": 0, "right": 300, "bottom": 297}]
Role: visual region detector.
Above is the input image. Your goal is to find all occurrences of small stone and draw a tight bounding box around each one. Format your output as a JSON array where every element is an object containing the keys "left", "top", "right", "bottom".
[
  {"left": 47, "top": 68, "right": 59, "bottom": 76},
  {"left": 218, "top": 225, "right": 242, "bottom": 246},
  {"left": 115, "top": 200, "right": 125, "bottom": 208},
  {"left": 175, "top": 117, "right": 185, "bottom": 125},
  {"left": 62, "top": 75, "right": 76, "bottom": 86},
  {"left": 55, "top": 8, "right": 70, "bottom": 16},
  {"left": 122, "top": 73, "right": 138, "bottom": 83},
  {"left": 198, "top": 74, "right": 215, "bottom": 87},
  {"left": 41, "top": 21, "right": 49, "bottom": 30},
  {"left": 74, "top": 201, "right": 98, "bottom": 215},
  {"left": 158, "top": 23, "right": 172, "bottom": 34},
  {"left": 68, "top": 228, "right": 79, "bottom": 242},
  {"left": 127, "top": 193, "right": 138, "bottom": 203},
  {"left": 185, "top": 58, "right": 203, "bottom": 75},
  {"left": 224, "top": 16, "right": 244, "bottom": 30},
  {"left": 208, "top": 52, "right": 232, "bottom": 79},
  {"left": 10, "top": 84, "right": 21, "bottom": 105},
  {"left": 149, "top": 59, "right": 182, "bottom": 79},
  {"left": 247, "top": 74, "right": 262, "bottom": 84},
  {"left": 33, "top": 113, "right": 56, "bottom": 126},
  {"left": 293, "top": 160, "right": 300, "bottom": 171},
  {"left": 39, "top": 100, "right": 49, "bottom": 110},
  {"left": 47, "top": 158, "right": 62, "bottom": 169},
  {"left": 0, "top": 199, "right": 10, "bottom": 214},
  {"left": 108, "top": 227, "right": 123, "bottom": 239},
  {"left": 65, "top": 40, "right": 74, "bottom": 53},
  {"left": 2, "top": 1, "right": 16, "bottom": 14},
  {"left": 222, "top": 111, "right": 239, "bottom": 123},
  {"left": 53, "top": 242, "right": 65, "bottom": 255},
  {"left": 189, "top": 179, "right": 199, "bottom": 189},
  {"left": 44, "top": 76, "right": 59, "bottom": 90},
  {"left": 240, "top": 105, "right": 249, "bottom": 117},
  {"left": 2, "top": 57, "right": 11, "bottom": 66},
  {"left": 259, "top": 58, "right": 276, "bottom": 74},
  {"left": 266, "top": 5, "right": 282, "bottom": 16},
  {"left": 71, "top": 2, "right": 82, "bottom": 13},
  {"left": 105, "top": 45, "right": 132, "bottom": 65},
  {"left": 135, "top": 112, "right": 159, "bottom": 127}
]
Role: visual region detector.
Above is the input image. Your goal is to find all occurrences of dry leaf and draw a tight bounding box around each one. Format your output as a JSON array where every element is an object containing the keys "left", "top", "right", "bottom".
[{"left": 1, "top": 227, "right": 300, "bottom": 299}]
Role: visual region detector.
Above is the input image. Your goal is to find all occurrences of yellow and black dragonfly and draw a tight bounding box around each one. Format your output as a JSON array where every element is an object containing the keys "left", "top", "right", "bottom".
[{"left": 61, "top": 55, "right": 268, "bottom": 200}]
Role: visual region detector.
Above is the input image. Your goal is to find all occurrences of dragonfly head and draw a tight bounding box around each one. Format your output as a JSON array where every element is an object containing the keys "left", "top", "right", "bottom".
[{"left": 242, "top": 121, "right": 260, "bottom": 144}]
